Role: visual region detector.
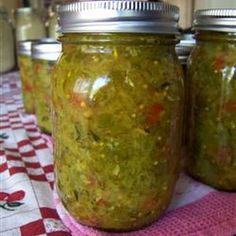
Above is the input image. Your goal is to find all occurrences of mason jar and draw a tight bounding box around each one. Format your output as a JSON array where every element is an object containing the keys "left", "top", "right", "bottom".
[
  {"left": 187, "top": 9, "right": 236, "bottom": 191},
  {"left": 32, "top": 39, "right": 61, "bottom": 134},
  {"left": 48, "top": 4, "right": 60, "bottom": 39},
  {"left": 0, "top": 7, "right": 15, "bottom": 73},
  {"left": 18, "top": 40, "right": 35, "bottom": 114},
  {"left": 176, "top": 34, "right": 195, "bottom": 161},
  {"left": 15, "top": 7, "right": 46, "bottom": 42},
  {"left": 52, "top": 1, "right": 183, "bottom": 231}
]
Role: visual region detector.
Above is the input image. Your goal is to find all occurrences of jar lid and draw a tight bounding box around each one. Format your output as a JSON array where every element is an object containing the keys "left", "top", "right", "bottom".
[
  {"left": 32, "top": 39, "right": 62, "bottom": 61},
  {"left": 59, "top": 1, "right": 179, "bottom": 34},
  {"left": 17, "top": 40, "right": 36, "bottom": 56},
  {"left": 176, "top": 34, "right": 195, "bottom": 65},
  {"left": 194, "top": 8, "right": 236, "bottom": 33}
]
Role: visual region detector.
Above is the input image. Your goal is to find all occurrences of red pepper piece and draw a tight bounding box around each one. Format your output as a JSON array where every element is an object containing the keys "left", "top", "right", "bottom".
[
  {"left": 214, "top": 55, "right": 225, "bottom": 70},
  {"left": 24, "top": 82, "right": 33, "bottom": 92},
  {"left": 69, "top": 93, "right": 86, "bottom": 107},
  {"left": 217, "top": 147, "right": 231, "bottom": 163},
  {"left": 141, "top": 195, "right": 159, "bottom": 211},
  {"left": 224, "top": 101, "right": 236, "bottom": 112},
  {"left": 146, "top": 103, "right": 164, "bottom": 126}
]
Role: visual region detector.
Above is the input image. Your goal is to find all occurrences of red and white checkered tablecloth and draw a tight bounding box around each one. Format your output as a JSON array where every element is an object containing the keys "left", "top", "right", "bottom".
[{"left": 0, "top": 72, "right": 71, "bottom": 236}]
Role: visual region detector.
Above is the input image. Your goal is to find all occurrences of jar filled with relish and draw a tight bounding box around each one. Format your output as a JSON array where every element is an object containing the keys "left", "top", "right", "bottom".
[
  {"left": 18, "top": 40, "right": 35, "bottom": 114},
  {"left": 187, "top": 9, "right": 236, "bottom": 191},
  {"left": 32, "top": 39, "right": 61, "bottom": 134},
  {"left": 52, "top": 1, "right": 184, "bottom": 231}
]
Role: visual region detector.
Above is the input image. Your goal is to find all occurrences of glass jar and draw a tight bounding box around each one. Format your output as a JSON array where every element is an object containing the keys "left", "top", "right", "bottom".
[
  {"left": 53, "top": 1, "right": 183, "bottom": 231},
  {"left": 18, "top": 40, "right": 35, "bottom": 114},
  {"left": 15, "top": 7, "right": 46, "bottom": 42},
  {"left": 48, "top": 4, "right": 60, "bottom": 39},
  {"left": 0, "top": 7, "right": 15, "bottom": 73},
  {"left": 176, "top": 34, "right": 195, "bottom": 160},
  {"left": 187, "top": 9, "right": 236, "bottom": 191},
  {"left": 32, "top": 39, "right": 61, "bottom": 134}
]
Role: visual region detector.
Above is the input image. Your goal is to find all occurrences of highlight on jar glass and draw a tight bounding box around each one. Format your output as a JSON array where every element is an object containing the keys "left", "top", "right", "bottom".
[
  {"left": 186, "top": 9, "right": 236, "bottom": 191},
  {"left": 18, "top": 40, "right": 35, "bottom": 114},
  {"left": 52, "top": 1, "right": 184, "bottom": 232},
  {"left": 32, "top": 39, "right": 62, "bottom": 134}
]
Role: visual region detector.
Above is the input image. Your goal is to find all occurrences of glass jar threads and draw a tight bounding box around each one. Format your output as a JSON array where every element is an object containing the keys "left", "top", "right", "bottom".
[
  {"left": 53, "top": 1, "right": 183, "bottom": 231},
  {"left": 32, "top": 39, "right": 61, "bottom": 134},
  {"left": 187, "top": 9, "right": 236, "bottom": 191}
]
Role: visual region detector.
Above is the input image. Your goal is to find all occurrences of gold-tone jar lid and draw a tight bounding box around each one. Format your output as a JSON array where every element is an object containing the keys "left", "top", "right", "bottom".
[
  {"left": 59, "top": 1, "right": 179, "bottom": 34},
  {"left": 194, "top": 8, "right": 236, "bottom": 33}
]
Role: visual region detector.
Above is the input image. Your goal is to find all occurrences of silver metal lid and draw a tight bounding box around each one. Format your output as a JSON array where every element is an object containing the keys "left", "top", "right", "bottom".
[
  {"left": 17, "top": 40, "right": 36, "bottom": 56},
  {"left": 32, "top": 39, "right": 62, "bottom": 61},
  {"left": 194, "top": 8, "right": 236, "bottom": 33},
  {"left": 176, "top": 34, "right": 195, "bottom": 65},
  {"left": 59, "top": 1, "right": 179, "bottom": 34}
]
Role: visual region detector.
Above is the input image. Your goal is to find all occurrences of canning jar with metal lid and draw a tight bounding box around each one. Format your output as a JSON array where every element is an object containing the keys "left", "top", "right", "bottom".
[
  {"left": 15, "top": 7, "right": 46, "bottom": 42},
  {"left": 0, "top": 7, "right": 15, "bottom": 73},
  {"left": 18, "top": 40, "right": 36, "bottom": 114},
  {"left": 52, "top": 1, "right": 183, "bottom": 231},
  {"left": 187, "top": 9, "right": 236, "bottom": 191},
  {"left": 32, "top": 39, "right": 61, "bottom": 134}
]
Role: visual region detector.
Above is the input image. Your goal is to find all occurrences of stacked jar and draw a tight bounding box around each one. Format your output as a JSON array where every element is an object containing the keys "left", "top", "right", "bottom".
[
  {"left": 187, "top": 9, "right": 236, "bottom": 191},
  {"left": 32, "top": 39, "right": 61, "bottom": 134},
  {"left": 52, "top": 1, "right": 184, "bottom": 231}
]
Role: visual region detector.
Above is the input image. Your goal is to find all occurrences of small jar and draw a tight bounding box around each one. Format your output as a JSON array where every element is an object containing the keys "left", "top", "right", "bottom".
[
  {"left": 53, "top": 1, "right": 183, "bottom": 231},
  {"left": 32, "top": 39, "right": 61, "bottom": 134},
  {"left": 18, "top": 40, "right": 35, "bottom": 114},
  {"left": 0, "top": 7, "right": 15, "bottom": 73},
  {"left": 15, "top": 7, "right": 46, "bottom": 42},
  {"left": 187, "top": 9, "right": 236, "bottom": 191}
]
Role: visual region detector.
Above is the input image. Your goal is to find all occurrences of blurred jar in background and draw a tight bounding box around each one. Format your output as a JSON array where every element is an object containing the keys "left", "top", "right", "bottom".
[
  {"left": 15, "top": 7, "right": 46, "bottom": 42},
  {"left": 32, "top": 39, "right": 61, "bottom": 133},
  {"left": 0, "top": 7, "right": 15, "bottom": 73},
  {"left": 18, "top": 40, "right": 35, "bottom": 114},
  {"left": 48, "top": 4, "right": 60, "bottom": 39}
]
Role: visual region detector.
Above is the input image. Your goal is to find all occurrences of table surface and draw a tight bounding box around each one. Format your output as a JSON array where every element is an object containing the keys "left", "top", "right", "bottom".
[{"left": 0, "top": 72, "right": 236, "bottom": 236}]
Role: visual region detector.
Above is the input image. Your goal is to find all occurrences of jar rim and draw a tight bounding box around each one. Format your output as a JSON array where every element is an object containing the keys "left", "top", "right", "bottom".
[
  {"left": 194, "top": 8, "right": 236, "bottom": 33},
  {"left": 59, "top": 1, "right": 180, "bottom": 35}
]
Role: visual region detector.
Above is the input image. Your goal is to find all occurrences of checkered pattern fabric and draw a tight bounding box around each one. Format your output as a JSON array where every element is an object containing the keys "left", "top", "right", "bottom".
[{"left": 0, "top": 72, "right": 71, "bottom": 236}]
